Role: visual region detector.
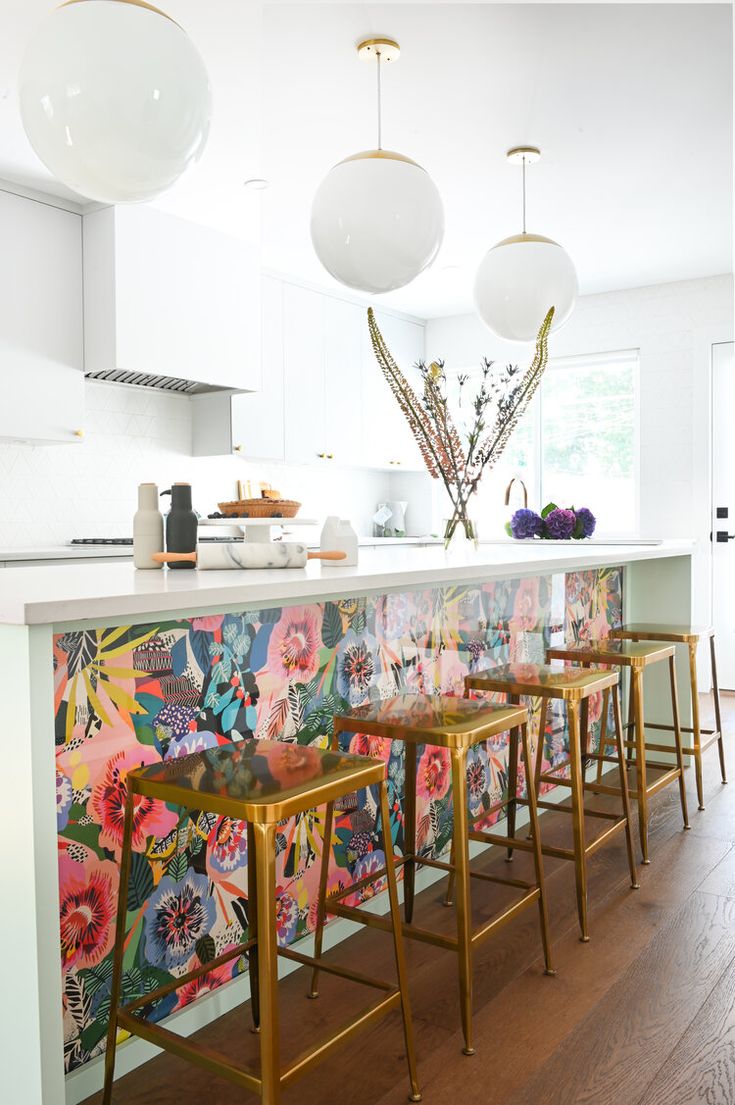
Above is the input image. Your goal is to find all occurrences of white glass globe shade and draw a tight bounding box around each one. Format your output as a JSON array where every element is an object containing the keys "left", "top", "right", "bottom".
[
  {"left": 310, "top": 150, "right": 444, "bottom": 294},
  {"left": 473, "top": 233, "right": 578, "bottom": 343},
  {"left": 19, "top": 0, "right": 212, "bottom": 204}
]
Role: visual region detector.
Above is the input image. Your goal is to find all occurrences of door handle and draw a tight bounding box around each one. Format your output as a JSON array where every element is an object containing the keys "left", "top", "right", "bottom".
[{"left": 715, "top": 531, "right": 735, "bottom": 542}]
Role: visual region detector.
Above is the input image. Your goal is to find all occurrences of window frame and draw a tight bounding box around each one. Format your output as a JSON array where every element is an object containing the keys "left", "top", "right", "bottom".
[{"left": 432, "top": 347, "right": 641, "bottom": 538}]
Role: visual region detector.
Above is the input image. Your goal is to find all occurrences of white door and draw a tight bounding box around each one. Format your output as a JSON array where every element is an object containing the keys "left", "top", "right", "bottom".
[{"left": 712, "top": 340, "right": 735, "bottom": 688}]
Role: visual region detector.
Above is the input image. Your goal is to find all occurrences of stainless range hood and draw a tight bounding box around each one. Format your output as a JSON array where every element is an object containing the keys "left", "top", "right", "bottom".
[
  {"left": 84, "top": 368, "right": 225, "bottom": 394},
  {"left": 83, "top": 206, "right": 262, "bottom": 395}
]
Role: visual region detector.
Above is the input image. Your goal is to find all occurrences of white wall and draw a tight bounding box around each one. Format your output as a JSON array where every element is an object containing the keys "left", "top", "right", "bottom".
[
  {"left": 0, "top": 381, "right": 399, "bottom": 548},
  {"left": 426, "top": 274, "right": 735, "bottom": 627}
]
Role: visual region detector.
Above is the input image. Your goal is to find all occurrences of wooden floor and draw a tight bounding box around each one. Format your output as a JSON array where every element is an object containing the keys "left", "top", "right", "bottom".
[{"left": 86, "top": 694, "right": 735, "bottom": 1105}]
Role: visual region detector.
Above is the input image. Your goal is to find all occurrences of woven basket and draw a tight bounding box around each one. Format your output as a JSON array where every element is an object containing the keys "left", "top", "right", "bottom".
[{"left": 218, "top": 499, "right": 301, "bottom": 519}]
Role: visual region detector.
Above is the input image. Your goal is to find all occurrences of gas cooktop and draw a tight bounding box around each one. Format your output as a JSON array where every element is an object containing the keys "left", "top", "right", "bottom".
[{"left": 69, "top": 537, "right": 235, "bottom": 546}]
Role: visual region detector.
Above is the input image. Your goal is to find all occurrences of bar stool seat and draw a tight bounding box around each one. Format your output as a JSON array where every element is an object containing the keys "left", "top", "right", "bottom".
[
  {"left": 611, "top": 623, "right": 726, "bottom": 809},
  {"left": 102, "top": 738, "right": 421, "bottom": 1105},
  {"left": 466, "top": 663, "right": 638, "bottom": 943},
  {"left": 312, "top": 693, "right": 554, "bottom": 1058},
  {"left": 547, "top": 638, "right": 690, "bottom": 865}
]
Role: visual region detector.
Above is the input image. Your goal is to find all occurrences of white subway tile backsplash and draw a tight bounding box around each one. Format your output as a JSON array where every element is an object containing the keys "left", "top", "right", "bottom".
[{"left": 0, "top": 381, "right": 398, "bottom": 547}]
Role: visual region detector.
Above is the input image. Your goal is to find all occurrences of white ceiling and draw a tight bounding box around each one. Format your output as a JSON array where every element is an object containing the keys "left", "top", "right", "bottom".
[{"left": 0, "top": 2, "right": 731, "bottom": 319}]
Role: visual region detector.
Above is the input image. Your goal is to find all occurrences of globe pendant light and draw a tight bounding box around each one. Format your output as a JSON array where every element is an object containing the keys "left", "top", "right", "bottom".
[
  {"left": 19, "top": 0, "right": 212, "bottom": 204},
  {"left": 474, "top": 147, "right": 577, "bottom": 343},
  {"left": 310, "top": 38, "right": 444, "bottom": 294}
]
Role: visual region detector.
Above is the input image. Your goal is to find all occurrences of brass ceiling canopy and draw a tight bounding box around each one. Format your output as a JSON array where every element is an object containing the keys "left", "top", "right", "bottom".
[
  {"left": 357, "top": 38, "right": 401, "bottom": 64},
  {"left": 507, "top": 146, "right": 542, "bottom": 165}
]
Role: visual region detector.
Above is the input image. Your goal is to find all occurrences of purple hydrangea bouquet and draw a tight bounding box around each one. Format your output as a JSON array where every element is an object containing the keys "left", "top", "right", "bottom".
[{"left": 506, "top": 502, "right": 596, "bottom": 541}]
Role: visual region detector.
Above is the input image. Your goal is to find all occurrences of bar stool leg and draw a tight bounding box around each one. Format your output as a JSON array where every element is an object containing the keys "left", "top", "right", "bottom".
[
  {"left": 626, "top": 671, "right": 635, "bottom": 769},
  {"left": 534, "top": 697, "right": 551, "bottom": 802},
  {"left": 102, "top": 790, "right": 135, "bottom": 1105},
  {"left": 404, "top": 741, "right": 418, "bottom": 923},
  {"left": 308, "top": 799, "right": 334, "bottom": 1000},
  {"left": 247, "top": 822, "right": 260, "bottom": 1030},
  {"left": 377, "top": 781, "right": 422, "bottom": 1102},
  {"left": 632, "top": 668, "right": 649, "bottom": 864},
  {"left": 443, "top": 837, "right": 455, "bottom": 907},
  {"left": 612, "top": 687, "right": 639, "bottom": 890},
  {"left": 669, "top": 654, "right": 691, "bottom": 832},
  {"left": 688, "top": 642, "right": 705, "bottom": 810},
  {"left": 711, "top": 635, "right": 727, "bottom": 784},
  {"left": 567, "top": 700, "right": 589, "bottom": 942},
  {"left": 450, "top": 747, "right": 475, "bottom": 1055},
  {"left": 254, "top": 821, "right": 281, "bottom": 1105},
  {"left": 505, "top": 704, "right": 519, "bottom": 862},
  {"left": 596, "top": 687, "right": 610, "bottom": 785},
  {"left": 520, "top": 720, "right": 555, "bottom": 975}
]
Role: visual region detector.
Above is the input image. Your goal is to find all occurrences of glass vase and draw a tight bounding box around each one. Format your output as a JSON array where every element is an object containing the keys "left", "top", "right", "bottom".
[{"left": 443, "top": 513, "right": 479, "bottom": 552}]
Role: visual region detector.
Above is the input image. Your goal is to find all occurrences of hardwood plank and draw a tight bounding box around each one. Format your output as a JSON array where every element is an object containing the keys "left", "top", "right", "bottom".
[
  {"left": 500, "top": 892, "right": 735, "bottom": 1105},
  {"left": 698, "top": 845, "right": 735, "bottom": 899},
  {"left": 374, "top": 829, "right": 731, "bottom": 1105},
  {"left": 643, "top": 944, "right": 735, "bottom": 1105}
]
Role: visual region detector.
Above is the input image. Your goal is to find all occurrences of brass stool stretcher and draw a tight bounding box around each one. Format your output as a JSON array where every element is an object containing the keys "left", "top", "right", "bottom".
[
  {"left": 102, "top": 738, "right": 421, "bottom": 1105},
  {"left": 465, "top": 663, "right": 639, "bottom": 943},
  {"left": 611, "top": 623, "right": 726, "bottom": 810},
  {"left": 547, "top": 639, "right": 690, "bottom": 865},
  {"left": 311, "top": 694, "right": 554, "bottom": 1059}
]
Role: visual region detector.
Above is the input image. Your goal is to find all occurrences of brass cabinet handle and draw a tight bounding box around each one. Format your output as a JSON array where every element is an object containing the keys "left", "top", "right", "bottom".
[
  {"left": 233, "top": 444, "right": 243, "bottom": 453},
  {"left": 327, "top": 453, "right": 334, "bottom": 459},
  {"left": 317, "top": 452, "right": 326, "bottom": 459},
  {"left": 74, "top": 428, "right": 85, "bottom": 439}
]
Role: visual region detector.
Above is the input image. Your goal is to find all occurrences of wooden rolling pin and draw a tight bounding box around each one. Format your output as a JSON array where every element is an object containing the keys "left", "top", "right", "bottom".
[{"left": 152, "top": 542, "right": 346, "bottom": 570}]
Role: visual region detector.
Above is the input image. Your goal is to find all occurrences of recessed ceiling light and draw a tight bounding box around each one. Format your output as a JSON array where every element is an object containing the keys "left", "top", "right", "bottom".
[{"left": 243, "top": 178, "right": 269, "bottom": 190}]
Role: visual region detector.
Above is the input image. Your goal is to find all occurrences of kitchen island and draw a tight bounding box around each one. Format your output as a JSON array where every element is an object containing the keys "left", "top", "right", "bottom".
[{"left": 4, "top": 540, "right": 696, "bottom": 1105}]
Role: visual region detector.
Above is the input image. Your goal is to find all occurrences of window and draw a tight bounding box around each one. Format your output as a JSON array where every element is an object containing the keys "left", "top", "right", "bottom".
[{"left": 438, "top": 349, "right": 639, "bottom": 537}]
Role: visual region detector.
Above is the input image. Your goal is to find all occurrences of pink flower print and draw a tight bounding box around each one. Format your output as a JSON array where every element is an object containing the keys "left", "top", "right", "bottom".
[
  {"left": 267, "top": 606, "right": 321, "bottom": 683},
  {"left": 58, "top": 854, "right": 117, "bottom": 971},
  {"left": 90, "top": 748, "right": 178, "bottom": 853},
  {"left": 509, "top": 577, "right": 541, "bottom": 633},
  {"left": 416, "top": 747, "right": 451, "bottom": 803}
]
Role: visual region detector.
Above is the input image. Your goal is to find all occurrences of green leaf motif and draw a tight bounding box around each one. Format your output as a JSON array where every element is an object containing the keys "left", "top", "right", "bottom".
[
  {"left": 127, "top": 851, "right": 154, "bottom": 910},
  {"left": 167, "top": 852, "right": 189, "bottom": 882},
  {"left": 196, "top": 935, "right": 217, "bottom": 964},
  {"left": 321, "top": 602, "right": 344, "bottom": 649}
]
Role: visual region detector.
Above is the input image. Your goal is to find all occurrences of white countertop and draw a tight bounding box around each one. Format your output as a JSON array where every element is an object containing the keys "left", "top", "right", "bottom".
[{"left": 0, "top": 539, "right": 695, "bottom": 627}]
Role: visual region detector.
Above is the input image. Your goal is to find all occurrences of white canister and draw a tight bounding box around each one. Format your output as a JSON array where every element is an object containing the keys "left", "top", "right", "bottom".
[
  {"left": 134, "top": 483, "right": 164, "bottom": 569},
  {"left": 320, "top": 516, "right": 358, "bottom": 566}
]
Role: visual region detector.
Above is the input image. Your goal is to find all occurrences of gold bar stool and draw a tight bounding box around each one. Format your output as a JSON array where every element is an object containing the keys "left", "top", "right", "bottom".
[
  {"left": 547, "top": 639, "right": 690, "bottom": 865},
  {"left": 311, "top": 694, "right": 554, "bottom": 1059},
  {"left": 611, "top": 623, "right": 726, "bottom": 810},
  {"left": 102, "top": 739, "right": 421, "bottom": 1105},
  {"left": 465, "top": 664, "right": 638, "bottom": 943}
]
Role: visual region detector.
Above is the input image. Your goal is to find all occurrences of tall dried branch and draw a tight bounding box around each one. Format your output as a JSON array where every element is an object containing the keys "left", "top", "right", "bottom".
[
  {"left": 367, "top": 307, "right": 446, "bottom": 479},
  {"left": 368, "top": 304, "right": 555, "bottom": 545}
]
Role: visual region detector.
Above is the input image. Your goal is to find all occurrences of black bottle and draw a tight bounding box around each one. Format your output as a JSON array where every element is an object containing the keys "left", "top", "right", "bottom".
[{"left": 161, "top": 483, "right": 197, "bottom": 569}]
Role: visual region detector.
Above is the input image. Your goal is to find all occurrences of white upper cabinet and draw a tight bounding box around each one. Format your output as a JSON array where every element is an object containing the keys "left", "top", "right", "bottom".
[
  {"left": 283, "top": 282, "right": 326, "bottom": 464},
  {"left": 232, "top": 275, "right": 285, "bottom": 460},
  {"left": 324, "top": 296, "right": 365, "bottom": 466},
  {"left": 83, "top": 205, "right": 261, "bottom": 391},
  {"left": 361, "top": 309, "right": 425, "bottom": 470},
  {"left": 0, "top": 189, "right": 84, "bottom": 444}
]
